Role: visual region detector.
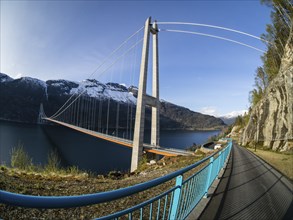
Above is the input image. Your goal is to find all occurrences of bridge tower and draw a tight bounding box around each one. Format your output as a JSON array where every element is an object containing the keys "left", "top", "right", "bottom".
[
  {"left": 131, "top": 17, "right": 160, "bottom": 172},
  {"left": 38, "top": 103, "right": 45, "bottom": 124}
]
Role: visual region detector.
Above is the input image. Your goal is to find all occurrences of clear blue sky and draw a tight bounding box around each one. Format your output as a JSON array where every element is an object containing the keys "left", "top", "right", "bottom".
[{"left": 0, "top": 0, "right": 271, "bottom": 116}]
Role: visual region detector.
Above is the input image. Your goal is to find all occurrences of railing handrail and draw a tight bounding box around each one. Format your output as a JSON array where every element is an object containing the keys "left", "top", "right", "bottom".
[
  {"left": 97, "top": 185, "right": 178, "bottom": 220},
  {"left": 0, "top": 140, "right": 232, "bottom": 210}
]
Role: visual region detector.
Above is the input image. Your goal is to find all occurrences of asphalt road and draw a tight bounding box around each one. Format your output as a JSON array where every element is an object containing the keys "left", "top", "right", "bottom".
[{"left": 199, "top": 144, "right": 293, "bottom": 220}]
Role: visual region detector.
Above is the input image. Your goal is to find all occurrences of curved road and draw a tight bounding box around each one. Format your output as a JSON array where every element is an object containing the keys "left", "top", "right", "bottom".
[{"left": 199, "top": 143, "right": 293, "bottom": 220}]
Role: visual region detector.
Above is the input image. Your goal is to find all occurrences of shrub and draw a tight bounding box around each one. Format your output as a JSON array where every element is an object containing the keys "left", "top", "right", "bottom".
[
  {"left": 67, "top": 166, "right": 80, "bottom": 175},
  {"left": 45, "top": 149, "right": 60, "bottom": 173},
  {"left": 11, "top": 143, "right": 33, "bottom": 170}
]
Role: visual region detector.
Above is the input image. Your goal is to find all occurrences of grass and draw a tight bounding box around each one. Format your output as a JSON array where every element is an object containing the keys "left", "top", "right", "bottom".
[
  {"left": 10, "top": 143, "right": 33, "bottom": 171},
  {"left": 0, "top": 150, "right": 211, "bottom": 219},
  {"left": 9, "top": 145, "right": 88, "bottom": 178},
  {"left": 247, "top": 147, "right": 293, "bottom": 181}
]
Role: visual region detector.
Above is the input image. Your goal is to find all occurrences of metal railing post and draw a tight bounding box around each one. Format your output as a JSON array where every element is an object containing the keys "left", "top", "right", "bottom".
[
  {"left": 223, "top": 148, "right": 227, "bottom": 165},
  {"left": 221, "top": 150, "right": 224, "bottom": 169},
  {"left": 216, "top": 151, "right": 222, "bottom": 178},
  {"left": 204, "top": 157, "right": 214, "bottom": 198},
  {"left": 170, "top": 175, "right": 183, "bottom": 219}
]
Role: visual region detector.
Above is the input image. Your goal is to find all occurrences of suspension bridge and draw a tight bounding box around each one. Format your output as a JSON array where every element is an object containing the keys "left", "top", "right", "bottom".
[
  {"left": 1, "top": 17, "right": 292, "bottom": 219},
  {"left": 40, "top": 18, "right": 195, "bottom": 168},
  {"left": 39, "top": 16, "right": 270, "bottom": 172},
  {"left": 44, "top": 117, "right": 192, "bottom": 157}
]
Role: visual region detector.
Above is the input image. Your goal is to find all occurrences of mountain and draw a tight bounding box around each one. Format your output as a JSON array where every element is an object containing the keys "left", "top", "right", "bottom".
[
  {"left": 0, "top": 73, "right": 226, "bottom": 130},
  {"left": 220, "top": 110, "right": 248, "bottom": 125},
  {"left": 219, "top": 117, "right": 236, "bottom": 126},
  {"left": 0, "top": 73, "right": 13, "bottom": 83},
  {"left": 160, "top": 101, "right": 225, "bottom": 130}
]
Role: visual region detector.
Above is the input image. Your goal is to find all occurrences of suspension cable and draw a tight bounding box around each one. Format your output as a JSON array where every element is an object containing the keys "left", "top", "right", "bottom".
[
  {"left": 157, "top": 21, "right": 284, "bottom": 58},
  {"left": 160, "top": 29, "right": 265, "bottom": 53},
  {"left": 157, "top": 22, "right": 271, "bottom": 45},
  {"left": 50, "top": 38, "right": 144, "bottom": 119},
  {"left": 49, "top": 26, "right": 144, "bottom": 119}
]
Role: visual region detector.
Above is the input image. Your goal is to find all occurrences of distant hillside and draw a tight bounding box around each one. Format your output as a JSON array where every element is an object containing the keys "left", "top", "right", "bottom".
[
  {"left": 0, "top": 73, "right": 226, "bottom": 130},
  {"left": 220, "top": 117, "right": 236, "bottom": 126},
  {"left": 220, "top": 110, "right": 248, "bottom": 125},
  {"left": 160, "top": 101, "right": 225, "bottom": 130}
]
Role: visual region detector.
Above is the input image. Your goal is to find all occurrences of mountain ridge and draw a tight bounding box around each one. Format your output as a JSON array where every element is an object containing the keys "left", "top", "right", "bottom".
[{"left": 0, "top": 73, "right": 226, "bottom": 130}]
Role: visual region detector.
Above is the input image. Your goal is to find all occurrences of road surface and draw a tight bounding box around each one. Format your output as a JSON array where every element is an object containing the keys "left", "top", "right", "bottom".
[{"left": 199, "top": 143, "right": 293, "bottom": 220}]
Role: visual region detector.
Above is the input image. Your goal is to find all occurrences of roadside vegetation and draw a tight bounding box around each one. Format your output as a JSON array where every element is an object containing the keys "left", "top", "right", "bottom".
[
  {"left": 230, "top": 0, "right": 292, "bottom": 154},
  {"left": 10, "top": 144, "right": 33, "bottom": 171},
  {"left": 231, "top": 0, "right": 292, "bottom": 129},
  {"left": 249, "top": 0, "right": 292, "bottom": 107},
  {"left": 7, "top": 143, "right": 87, "bottom": 178},
  {"left": 0, "top": 143, "right": 212, "bottom": 219}
]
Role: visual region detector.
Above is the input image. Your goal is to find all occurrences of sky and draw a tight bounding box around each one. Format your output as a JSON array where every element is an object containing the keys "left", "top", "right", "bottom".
[{"left": 0, "top": 0, "right": 272, "bottom": 117}]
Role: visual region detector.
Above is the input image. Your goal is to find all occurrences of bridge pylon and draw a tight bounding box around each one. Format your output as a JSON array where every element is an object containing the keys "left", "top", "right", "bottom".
[
  {"left": 131, "top": 17, "right": 160, "bottom": 172},
  {"left": 38, "top": 103, "right": 46, "bottom": 124}
]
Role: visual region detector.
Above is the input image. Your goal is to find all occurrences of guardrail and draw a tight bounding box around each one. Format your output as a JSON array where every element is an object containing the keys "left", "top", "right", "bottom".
[{"left": 0, "top": 140, "right": 232, "bottom": 219}]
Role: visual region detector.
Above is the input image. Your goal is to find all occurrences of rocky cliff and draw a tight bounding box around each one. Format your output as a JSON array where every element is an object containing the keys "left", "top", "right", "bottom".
[{"left": 241, "top": 29, "right": 293, "bottom": 152}]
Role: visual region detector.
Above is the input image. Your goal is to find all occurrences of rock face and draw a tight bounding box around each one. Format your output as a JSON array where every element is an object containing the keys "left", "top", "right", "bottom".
[
  {"left": 0, "top": 77, "right": 47, "bottom": 123},
  {"left": 0, "top": 74, "right": 225, "bottom": 130},
  {"left": 229, "top": 125, "right": 243, "bottom": 139},
  {"left": 241, "top": 30, "right": 293, "bottom": 152}
]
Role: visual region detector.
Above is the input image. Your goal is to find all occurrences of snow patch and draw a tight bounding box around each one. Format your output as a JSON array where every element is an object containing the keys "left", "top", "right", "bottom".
[
  {"left": 220, "top": 110, "right": 248, "bottom": 119},
  {"left": 0, "top": 73, "right": 13, "bottom": 83},
  {"left": 200, "top": 106, "right": 218, "bottom": 116},
  {"left": 70, "top": 80, "right": 105, "bottom": 97},
  {"left": 20, "top": 77, "right": 46, "bottom": 88},
  {"left": 15, "top": 73, "right": 22, "bottom": 79},
  {"left": 103, "top": 88, "right": 136, "bottom": 103},
  {"left": 68, "top": 79, "right": 137, "bottom": 104}
]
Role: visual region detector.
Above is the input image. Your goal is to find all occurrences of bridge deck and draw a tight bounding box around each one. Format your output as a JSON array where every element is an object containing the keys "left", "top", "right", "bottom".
[
  {"left": 196, "top": 144, "right": 293, "bottom": 220},
  {"left": 44, "top": 118, "right": 193, "bottom": 157}
]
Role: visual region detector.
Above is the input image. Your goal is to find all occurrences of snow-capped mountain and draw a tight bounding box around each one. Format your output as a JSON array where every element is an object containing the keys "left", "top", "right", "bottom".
[
  {"left": 46, "top": 78, "right": 137, "bottom": 104},
  {"left": 0, "top": 73, "right": 13, "bottom": 83},
  {"left": 0, "top": 73, "right": 136, "bottom": 104},
  {"left": 219, "top": 110, "right": 248, "bottom": 125},
  {"left": 0, "top": 72, "right": 225, "bottom": 130},
  {"left": 221, "top": 110, "right": 248, "bottom": 119}
]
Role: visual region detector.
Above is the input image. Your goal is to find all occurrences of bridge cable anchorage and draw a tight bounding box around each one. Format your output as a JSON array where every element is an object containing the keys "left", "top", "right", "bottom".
[
  {"left": 160, "top": 29, "right": 265, "bottom": 53},
  {"left": 49, "top": 26, "right": 144, "bottom": 119},
  {"left": 49, "top": 38, "right": 144, "bottom": 120}
]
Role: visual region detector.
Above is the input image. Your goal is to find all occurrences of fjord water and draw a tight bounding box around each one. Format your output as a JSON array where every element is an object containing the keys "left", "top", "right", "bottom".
[{"left": 0, "top": 120, "right": 220, "bottom": 174}]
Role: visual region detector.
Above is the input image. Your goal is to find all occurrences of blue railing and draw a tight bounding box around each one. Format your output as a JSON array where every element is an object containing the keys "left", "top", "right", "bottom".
[{"left": 0, "top": 140, "right": 232, "bottom": 219}]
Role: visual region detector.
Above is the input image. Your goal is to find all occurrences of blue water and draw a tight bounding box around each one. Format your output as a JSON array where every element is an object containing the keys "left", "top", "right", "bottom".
[{"left": 0, "top": 120, "right": 220, "bottom": 174}]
